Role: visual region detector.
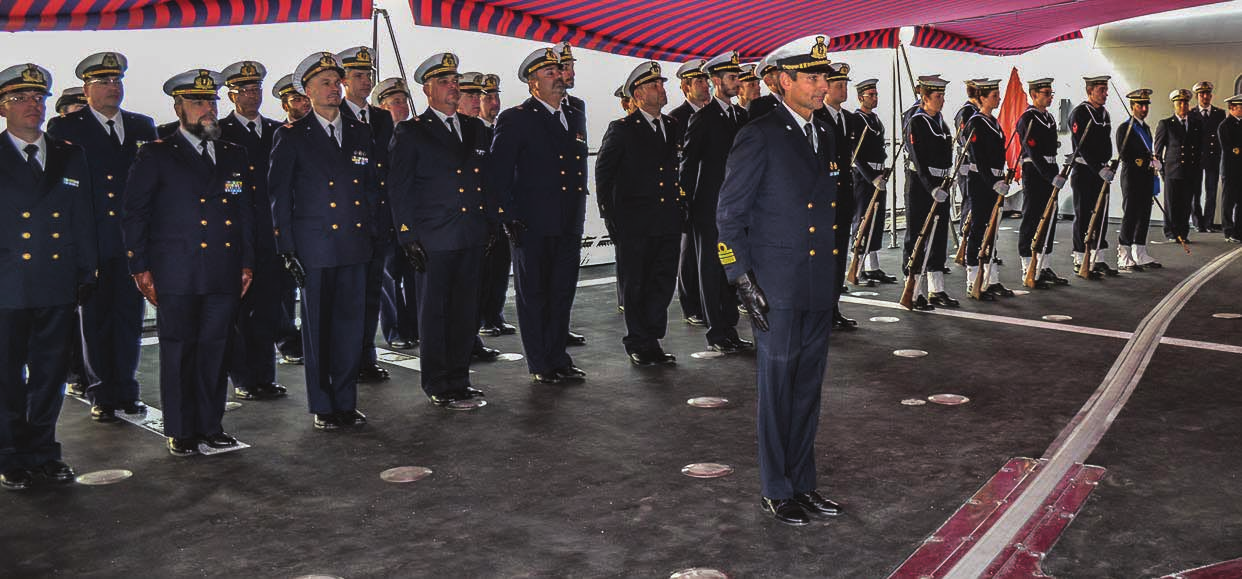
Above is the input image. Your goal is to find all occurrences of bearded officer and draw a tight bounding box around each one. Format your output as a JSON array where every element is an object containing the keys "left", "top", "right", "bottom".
[
  {"left": 1015, "top": 78, "right": 1069, "bottom": 288},
  {"left": 1116, "top": 89, "right": 1162, "bottom": 271},
  {"left": 1155, "top": 88, "right": 1203, "bottom": 243},
  {"left": 123, "top": 69, "right": 253, "bottom": 455},
  {"left": 596, "top": 62, "right": 682, "bottom": 366},
  {"left": 1068, "top": 76, "right": 1117, "bottom": 277},
  {"left": 681, "top": 51, "right": 750, "bottom": 353},
  {"left": 716, "top": 37, "right": 843, "bottom": 526},
  {"left": 46, "top": 51, "right": 157, "bottom": 423},
  {"left": 852, "top": 78, "right": 896, "bottom": 284},
  {"left": 737, "top": 63, "right": 760, "bottom": 110},
  {"left": 489, "top": 47, "right": 589, "bottom": 384},
  {"left": 668, "top": 59, "right": 709, "bottom": 328},
  {"left": 269, "top": 52, "right": 380, "bottom": 430},
  {"left": 0, "top": 63, "right": 95, "bottom": 489}
]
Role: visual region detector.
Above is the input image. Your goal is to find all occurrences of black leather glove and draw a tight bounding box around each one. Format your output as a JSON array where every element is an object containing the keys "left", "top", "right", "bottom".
[
  {"left": 76, "top": 283, "right": 95, "bottom": 306},
  {"left": 504, "top": 220, "right": 526, "bottom": 248},
  {"left": 402, "top": 240, "right": 429, "bottom": 272},
  {"left": 484, "top": 227, "right": 499, "bottom": 257},
  {"left": 280, "top": 253, "right": 307, "bottom": 288},
  {"left": 734, "top": 270, "right": 770, "bottom": 332}
]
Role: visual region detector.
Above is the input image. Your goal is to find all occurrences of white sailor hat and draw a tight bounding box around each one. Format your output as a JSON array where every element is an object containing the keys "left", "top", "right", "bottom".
[
  {"left": 675, "top": 59, "right": 707, "bottom": 80},
  {"left": 162, "top": 69, "right": 224, "bottom": 100},
  {"left": 517, "top": 47, "right": 560, "bottom": 82},
  {"left": 336, "top": 46, "right": 374, "bottom": 71},
  {"left": 0, "top": 63, "right": 52, "bottom": 97},
  {"left": 624, "top": 61, "right": 665, "bottom": 96},
  {"left": 702, "top": 51, "right": 742, "bottom": 76},
  {"left": 855, "top": 78, "right": 879, "bottom": 93},
  {"left": 1083, "top": 75, "right": 1110, "bottom": 88},
  {"left": 55, "top": 86, "right": 86, "bottom": 111},
  {"left": 272, "top": 74, "right": 300, "bottom": 99},
  {"left": 372, "top": 77, "right": 410, "bottom": 103},
  {"left": 1193, "top": 81, "right": 1214, "bottom": 94},
  {"left": 413, "top": 52, "right": 460, "bottom": 85},
  {"left": 222, "top": 61, "right": 266, "bottom": 89},
  {"left": 769, "top": 36, "right": 833, "bottom": 74},
  {"left": 459, "top": 72, "right": 486, "bottom": 93},
  {"left": 1169, "top": 88, "right": 1192, "bottom": 102},
  {"left": 75, "top": 51, "right": 127, "bottom": 81},
  {"left": 293, "top": 52, "right": 344, "bottom": 95}
]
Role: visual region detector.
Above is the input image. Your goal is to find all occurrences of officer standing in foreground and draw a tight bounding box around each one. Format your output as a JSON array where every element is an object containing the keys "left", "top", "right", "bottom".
[
  {"left": 476, "top": 73, "right": 517, "bottom": 337},
  {"left": 1190, "top": 81, "right": 1225, "bottom": 233},
  {"left": 123, "top": 69, "right": 253, "bottom": 456},
  {"left": 668, "top": 59, "right": 709, "bottom": 328},
  {"left": 1220, "top": 94, "right": 1242, "bottom": 242},
  {"left": 218, "top": 60, "right": 287, "bottom": 402},
  {"left": 681, "top": 51, "right": 750, "bottom": 353},
  {"left": 814, "top": 61, "right": 858, "bottom": 329},
  {"left": 716, "top": 37, "right": 843, "bottom": 526},
  {"left": 489, "top": 47, "right": 589, "bottom": 385},
  {"left": 270, "top": 74, "right": 308, "bottom": 365},
  {"left": 269, "top": 51, "right": 379, "bottom": 430},
  {"left": 1115, "top": 89, "right": 1162, "bottom": 271},
  {"left": 1155, "top": 88, "right": 1203, "bottom": 243},
  {"left": 388, "top": 53, "right": 495, "bottom": 406},
  {"left": 904, "top": 75, "right": 957, "bottom": 310},
  {"left": 1068, "top": 76, "right": 1117, "bottom": 277},
  {"left": 1015, "top": 78, "right": 1070, "bottom": 288},
  {"left": 595, "top": 62, "right": 682, "bottom": 366},
  {"left": 851, "top": 78, "right": 896, "bottom": 284},
  {"left": 0, "top": 63, "right": 95, "bottom": 490}
]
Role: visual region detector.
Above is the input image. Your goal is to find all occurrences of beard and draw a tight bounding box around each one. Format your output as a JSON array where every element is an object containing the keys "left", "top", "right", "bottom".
[{"left": 184, "top": 115, "right": 221, "bottom": 141}]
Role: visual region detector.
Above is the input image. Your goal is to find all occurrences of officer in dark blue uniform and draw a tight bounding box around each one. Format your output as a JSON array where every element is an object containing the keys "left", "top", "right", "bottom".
[
  {"left": 46, "top": 51, "right": 157, "bottom": 423},
  {"left": 218, "top": 60, "right": 287, "bottom": 402},
  {"left": 1220, "top": 94, "right": 1242, "bottom": 242},
  {"left": 715, "top": 37, "right": 843, "bottom": 526},
  {"left": 0, "top": 63, "right": 95, "bottom": 490},
  {"left": 746, "top": 56, "right": 783, "bottom": 121},
  {"left": 668, "top": 59, "right": 708, "bottom": 328},
  {"left": 123, "top": 69, "right": 254, "bottom": 456},
  {"left": 595, "top": 61, "right": 682, "bottom": 366},
  {"left": 1015, "top": 77, "right": 1069, "bottom": 287},
  {"left": 389, "top": 53, "right": 497, "bottom": 406},
  {"left": 553, "top": 43, "right": 588, "bottom": 348},
  {"left": 1116, "top": 89, "right": 1162, "bottom": 271},
  {"left": 681, "top": 51, "right": 750, "bottom": 353},
  {"left": 270, "top": 74, "right": 308, "bottom": 364},
  {"left": 1155, "top": 88, "right": 1204, "bottom": 243},
  {"left": 1068, "top": 76, "right": 1117, "bottom": 277},
  {"left": 51, "top": 87, "right": 90, "bottom": 396},
  {"left": 336, "top": 46, "right": 395, "bottom": 383},
  {"left": 369, "top": 77, "right": 419, "bottom": 348},
  {"left": 474, "top": 73, "right": 518, "bottom": 338},
  {"left": 1190, "top": 81, "right": 1225, "bottom": 233},
  {"left": 852, "top": 78, "right": 896, "bottom": 284},
  {"left": 54, "top": 87, "right": 87, "bottom": 117},
  {"left": 489, "top": 47, "right": 589, "bottom": 385},
  {"left": 269, "top": 52, "right": 380, "bottom": 430},
  {"left": 814, "top": 61, "right": 859, "bottom": 329}
]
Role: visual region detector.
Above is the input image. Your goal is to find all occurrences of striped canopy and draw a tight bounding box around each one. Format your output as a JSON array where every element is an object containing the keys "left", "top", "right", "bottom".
[
  {"left": 407, "top": 0, "right": 1226, "bottom": 59},
  {"left": 2, "top": 0, "right": 370, "bottom": 31}
]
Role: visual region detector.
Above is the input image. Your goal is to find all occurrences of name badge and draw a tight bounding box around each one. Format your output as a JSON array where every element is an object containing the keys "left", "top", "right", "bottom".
[
  {"left": 135, "top": 140, "right": 148, "bottom": 149},
  {"left": 351, "top": 151, "right": 369, "bottom": 166},
  {"left": 474, "top": 148, "right": 487, "bottom": 156},
  {"left": 224, "top": 180, "right": 244, "bottom": 195},
  {"left": 575, "top": 133, "right": 587, "bottom": 145},
  {"left": 62, "top": 178, "right": 80, "bottom": 187}
]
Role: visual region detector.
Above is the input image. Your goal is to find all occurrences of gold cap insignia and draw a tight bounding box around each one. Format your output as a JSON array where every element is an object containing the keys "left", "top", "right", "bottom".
[
  {"left": 443, "top": 53, "right": 457, "bottom": 68},
  {"left": 319, "top": 53, "right": 337, "bottom": 68},
  {"left": 545, "top": 48, "right": 557, "bottom": 62},
  {"left": 241, "top": 62, "right": 259, "bottom": 77},
  {"left": 102, "top": 53, "right": 120, "bottom": 68},
  {"left": 811, "top": 36, "right": 829, "bottom": 60},
  {"left": 194, "top": 70, "right": 215, "bottom": 90},
  {"left": 730, "top": 52, "right": 740, "bottom": 65},
  {"left": 21, "top": 65, "right": 45, "bottom": 84},
  {"left": 651, "top": 63, "right": 661, "bottom": 76},
  {"left": 356, "top": 48, "right": 372, "bottom": 64},
  {"left": 560, "top": 44, "right": 574, "bottom": 60}
]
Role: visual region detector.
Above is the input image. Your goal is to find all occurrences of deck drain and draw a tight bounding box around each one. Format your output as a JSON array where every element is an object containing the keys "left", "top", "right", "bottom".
[
  {"left": 446, "top": 399, "right": 487, "bottom": 411},
  {"left": 852, "top": 291, "right": 879, "bottom": 297},
  {"left": 870, "top": 316, "right": 900, "bottom": 323},
  {"left": 1042, "top": 314, "right": 1073, "bottom": 322},
  {"left": 681, "top": 463, "right": 734, "bottom": 478},
  {"left": 687, "top": 397, "right": 729, "bottom": 408},
  {"left": 691, "top": 351, "right": 725, "bottom": 360},
  {"left": 75, "top": 469, "right": 133, "bottom": 486},
  {"left": 380, "top": 466, "right": 433, "bottom": 483},
  {"left": 1212, "top": 313, "right": 1241, "bottom": 319},
  {"left": 496, "top": 352, "right": 524, "bottom": 361},
  {"left": 901, "top": 399, "right": 928, "bottom": 406},
  {"left": 894, "top": 349, "right": 928, "bottom": 358},
  {"left": 670, "top": 569, "right": 729, "bottom": 579},
  {"left": 929, "top": 394, "right": 970, "bottom": 405}
]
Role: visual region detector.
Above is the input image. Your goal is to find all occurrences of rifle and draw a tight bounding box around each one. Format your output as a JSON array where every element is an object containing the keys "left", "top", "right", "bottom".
[
  {"left": 847, "top": 166, "right": 893, "bottom": 284},
  {"left": 953, "top": 212, "right": 972, "bottom": 265},
  {"left": 971, "top": 168, "right": 1017, "bottom": 299},
  {"left": 1024, "top": 122, "right": 1093, "bottom": 287},
  {"left": 1077, "top": 98, "right": 1136, "bottom": 279},
  {"left": 900, "top": 122, "right": 976, "bottom": 310}
]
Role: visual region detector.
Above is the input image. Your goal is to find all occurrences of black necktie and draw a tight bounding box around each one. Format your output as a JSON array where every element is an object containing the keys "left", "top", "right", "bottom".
[
  {"left": 553, "top": 110, "right": 565, "bottom": 131},
  {"left": 653, "top": 118, "right": 665, "bottom": 142},
  {"left": 803, "top": 123, "right": 815, "bottom": 153},
  {"left": 247, "top": 120, "right": 259, "bottom": 140},
  {"left": 328, "top": 124, "right": 340, "bottom": 149},
  {"left": 200, "top": 141, "right": 214, "bottom": 171},
  {"left": 446, "top": 116, "right": 459, "bottom": 141},
  {"left": 726, "top": 106, "right": 735, "bottom": 125},
  {"left": 360, "top": 108, "right": 368, "bottom": 124},
  {"left": 107, "top": 119, "right": 121, "bottom": 146},
  {"left": 24, "top": 144, "right": 42, "bottom": 181}
]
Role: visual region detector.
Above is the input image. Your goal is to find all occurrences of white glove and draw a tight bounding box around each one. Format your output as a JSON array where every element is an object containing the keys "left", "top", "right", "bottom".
[
  {"left": 1152, "top": 158, "right": 1163, "bottom": 172},
  {"left": 932, "top": 187, "right": 949, "bottom": 203},
  {"left": 958, "top": 164, "right": 972, "bottom": 177},
  {"left": 1051, "top": 175, "right": 1068, "bottom": 190},
  {"left": 1099, "top": 167, "right": 1116, "bottom": 182},
  {"left": 992, "top": 180, "right": 1011, "bottom": 196},
  {"left": 872, "top": 175, "right": 889, "bottom": 190}
]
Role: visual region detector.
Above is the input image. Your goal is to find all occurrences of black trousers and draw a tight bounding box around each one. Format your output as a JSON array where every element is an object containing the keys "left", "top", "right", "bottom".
[
  {"left": 693, "top": 221, "right": 740, "bottom": 345},
  {"left": 833, "top": 178, "right": 855, "bottom": 305},
  {"left": 381, "top": 242, "right": 418, "bottom": 343},
  {"left": 157, "top": 293, "right": 238, "bottom": 439},
  {"left": 614, "top": 233, "right": 680, "bottom": 354},
  {"left": 511, "top": 234, "right": 580, "bottom": 374},
  {"left": 478, "top": 232, "right": 512, "bottom": 329},
  {"left": 82, "top": 256, "right": 144, "bottom": 406},
  {"left": 275, "top": 267, "right": 303, "bottom": 358},
  {"left": 903, "top": 175, "right": 952, "bottom": 274},
  {"left": 851, "top": 177, "right": 887, "bottom": 254},
  {"left": 360, "top": 245, "right": 386, "bottom": 365},
  {"left": 1118, "top": 181, "right": 1154, "bottom": 247},
  {"left": 1195, "top": 167, "right": 1220, "bottom": 229},
  {"left": 416, "top": 246, "right": 483, "bottom": 397},
  {"left": 302, "top": 264, "right": 366, "bottom": 415},
  {"left": 0, "top": 305, "right": 72, "bottom": 472},
  {"left": 1164, "top": 174, "right": 1198, "bottom": 240},
  {"left": 966, "top": 179, "right": 998, "bottom": 267},
  {"left": 1071, "top": 168, "right": 1110, "bottom": 254},
  {"left": 676, "top": 230, "right": 702, "bottom": 319},
  {"left": 1018, "top": 170, "right": 1057, "bottom": 258},
  {"left": 228, "top": 253, "right": 281, "bottom": 390},
  {"left": 1223, "top": 176, "right": 1241, "bottom": 238}
]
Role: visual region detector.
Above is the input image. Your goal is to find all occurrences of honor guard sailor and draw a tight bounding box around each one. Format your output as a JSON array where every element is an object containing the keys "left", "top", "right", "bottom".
[
  {"left": 963, "top": 78, "right": 1015, "bottom": 298},
  {"left": 1116, "top": 89, "right": 1163, "bottom": 271},
  {"left": 268, "top": 51, "right": 381, "bottom": 431},
  {"left": 903, "top": 75, "right": 958, "bottom": 310},
  {"left": 47, "top": 51, "right": 157, "bottom": 423},
  {"left": 123, "top": 69, "right": 254, "bottom": 455},
  {"left": 476, "top": 73, "right": 517, "bottom": 338},
  {"left": 851, "top": 78, "right": 896, "bottom": 284},
  {"left": 1068, "top": 76, "right": 1117, "bottom": 277},
  {"left": 1015, "top": 77, "right": 1070, "bottom": 287},
  {"left": 0, "top": 63, "right": 95, "bottom": 489},
  {"left": 715, "top": 36, "right": 843, "bottom": 526}
]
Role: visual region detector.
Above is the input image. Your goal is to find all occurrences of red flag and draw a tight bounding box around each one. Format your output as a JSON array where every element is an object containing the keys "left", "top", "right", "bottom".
[{"left": 997, "top": 67, "right": 1029, "bottom": 181}]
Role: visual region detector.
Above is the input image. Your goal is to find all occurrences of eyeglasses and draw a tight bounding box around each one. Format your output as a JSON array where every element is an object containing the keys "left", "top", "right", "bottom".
[
  {"left": 87, "top": 77, "right": 123, "bottom": 86},
  {"left": 3, "top": 94, "right": 47, "bottom": 106},
  {"left": 232, "top": 87, "right": 262, "bottom": 95}
]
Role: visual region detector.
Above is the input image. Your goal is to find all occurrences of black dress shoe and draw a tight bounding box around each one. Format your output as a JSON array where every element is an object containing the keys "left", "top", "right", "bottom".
[
  {"left": 120, "top": 400, "right": 147, "bottom": 414},
  {"left": 730, "top": 337, "right": 755, "bottom": 350},
  {"left": 629, "top": 351, "right": 659, "bottom": 366},
  {"left": 864, "top": 269, "right": 899, "bottom": 284},
  {"left": 66, "top": 382, "right": 86, "bottom": 397},
  {"left": 912, "top": 295, "right": 935, "bottom": 311},
  {"left": 929, "top": 292, "right": 960, "bottom": 308},
  {"left": 261, "top": 383, "right": 288, "bottom": 397},
  {"left": 760, "top": 497, "right": 809, "bottom": 526},
  {"left": 832, "top": 309, "right": 858, "bottom": 329},
  {"left": 472, "top": 345, "right": 502, "bottom": 361},
  {"left": 794, "top": 491, "right": 843, "bottom": 517},
  {"left": 709, "top": 340, "right": 739, "bottom": 354},
  {"left": 313, "top": 414, "right": 342, "bottom": 431},
  {"left": 1039, "top": 267, "right": 1070, "bottom": 285},
  {"left": 555, "top": 365, "right": 587, "bottom": 379},
  {"left": 279, "top": 353, "right": 304, "bottom": 365},
  {"left": 464, "top": 386, "right": 486, "bottom": 398},
  {"left": 1118, "top": 264, "right": 1143, "bottom": 272},
  {"left": 167, "top": 437, "right": 198, "bottom": 456},
  {"left": 567, "top": 331, "right": 586, "bottom": 345},
  {"left": 200, "top": 432, "right": 239, "bottom": 449},
  {"left": 36, "top": 460, "right": 76, "bottom": 484},
  {"left": 1032, "top": 278, "right": 1051, "bottom": 290},
  {"left": 971, "top": 288, "right": 996, "bottom": 301},
  {"left": 657, "top": 351, "right": 677, "bottom": 364},
  {"left": 498, "top": 323, "right": 517, "bottom": 335},
  {"left": 1, "top": 469, "right": 33, "bottom": 490},
  {"left": 985, "top": 283, "right": 1015, "bottom": 297},
  {"left": 90, "top": 405, "right": 117, "bottom": 422},
  {"left": 685, "top": 315, "right": 707, "bottom": 327},
  {"left": 358, "top": 364, "right": 390, "bottom": 382},
  {"left": 338, "top": 409, "right": 367, "bottom": 425},
  {"left": 477, "top": 326, "right": 501, "bottom": 337},
  {"left": 1093, "top": 262, "right": 1120, "bottom": 277},
  {"left": 387, "top": 339, "right": 417, "bottom": 350},
  {"left": 234, "top": 386, "right": 272, "bottom": 401},
  {"left": 429, "top": 390, "right": 473, "bottom": 407},
  {"left": 531, "top": 372, "right": 563, "bottom": 385}
]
